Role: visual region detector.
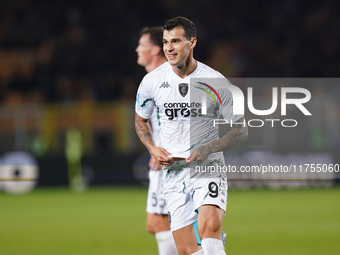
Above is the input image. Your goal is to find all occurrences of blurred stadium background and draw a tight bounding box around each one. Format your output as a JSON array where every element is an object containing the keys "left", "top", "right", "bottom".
[{"left": 0, "top": 0, "right": 339, "bottom": 254}]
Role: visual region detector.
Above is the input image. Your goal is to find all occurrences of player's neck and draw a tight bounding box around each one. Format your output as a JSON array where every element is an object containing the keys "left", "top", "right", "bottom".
[
  {"left": 146, "top": 57, "right": 167, "bottom": 73},
  {"left": 172, "top": 56, "right": 197, "bottom": 79}
]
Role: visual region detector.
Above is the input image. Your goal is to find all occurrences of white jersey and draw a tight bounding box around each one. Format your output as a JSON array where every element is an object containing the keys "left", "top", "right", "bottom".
[
  {"left": 136, "top": 61, "right": 242, "bottom": 162},
  {"left": 150, "top": 111, "right": 160, "bottom": 146}
]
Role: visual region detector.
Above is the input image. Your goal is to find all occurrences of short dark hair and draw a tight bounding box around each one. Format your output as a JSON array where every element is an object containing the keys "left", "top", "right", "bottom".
[
  {"left": 140, "top": 26, "right": 164, "bottom": 49},
  {"left": 163, "top": 16, "right": 197, "bottom": 40}
]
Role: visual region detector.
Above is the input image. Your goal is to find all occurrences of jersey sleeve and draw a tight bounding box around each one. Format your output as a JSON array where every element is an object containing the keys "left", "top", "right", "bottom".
[
  {"left": 135, "top": 78, "right": 155, "bottom": 119},
  {"left": 218, "top": 83, "right": 244, "bottom": 123}
]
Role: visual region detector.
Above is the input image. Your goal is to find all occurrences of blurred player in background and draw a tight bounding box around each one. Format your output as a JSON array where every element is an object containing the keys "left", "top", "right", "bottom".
[
  {"left": 135, "top": 17, "right": 247, "bottom": 255},
  {"left": 136, "top": 26, "right": 177, "bottom": 255}
]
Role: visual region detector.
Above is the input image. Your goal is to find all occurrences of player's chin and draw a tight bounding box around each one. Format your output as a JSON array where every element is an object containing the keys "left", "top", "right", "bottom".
[
  {"left": 137, "top": 59, "right": 144, "bottom": 66},
  {"left": 167, "top": 59, "right": 178, "bottom": 66}
]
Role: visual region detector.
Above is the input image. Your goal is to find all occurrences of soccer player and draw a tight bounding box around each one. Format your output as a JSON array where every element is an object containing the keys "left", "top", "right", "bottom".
[
  {"left": 136, "top": 26, "right": 178, "bottom": 255},
  {"left": 135, "top": 17, "right": 248, "bottom": 255}
]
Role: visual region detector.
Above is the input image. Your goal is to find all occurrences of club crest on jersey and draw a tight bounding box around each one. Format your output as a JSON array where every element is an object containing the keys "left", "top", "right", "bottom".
[
  {"left": 160, "top": 81, "right": 171, "bottom": 88},
  {"left": 179, "top": 83, "right": 188, "bottom": 97}
]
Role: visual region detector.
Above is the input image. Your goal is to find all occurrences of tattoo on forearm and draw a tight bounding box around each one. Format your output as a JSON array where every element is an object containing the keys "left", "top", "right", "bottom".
[
  {"left": 135, "top": 113, "right": 155, "bottom": 151},
  {"left": 196, "top": 145, "right": 211, "bottom": 162},
  {"left": 207, "top": 117, "right": 248, "bottom": 153}
]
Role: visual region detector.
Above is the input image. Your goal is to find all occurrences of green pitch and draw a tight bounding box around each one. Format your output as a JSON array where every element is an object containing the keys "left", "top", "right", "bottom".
[{"left": 1, "top": 186, "right": 339, "bottom": 255}]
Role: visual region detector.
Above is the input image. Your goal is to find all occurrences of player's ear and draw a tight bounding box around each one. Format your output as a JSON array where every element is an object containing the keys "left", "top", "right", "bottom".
[
  {"left": 151, "top": 45, "right": 161, "bottom": 56},
  {"left": 190, "top": 37, "right": 197, "bottom": 49}
]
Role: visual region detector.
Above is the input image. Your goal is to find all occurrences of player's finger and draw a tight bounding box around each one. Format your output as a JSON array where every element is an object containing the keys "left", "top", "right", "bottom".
[
  {"left": 164, "top": 159, "right": 174, "bottom": 165},
  {"left": 159, "top": 153, "right": 173, "bottom": 163},
  {"left": 160, "top": 148, "right": 172, "bottom": 156},
  {"left": 187, "top": 150, "right": 198, "bottom": 163},
  {"left": 158, "top": 154, "right": 170, "bottom": 162},
  {"left": 161, "top": 156, "right": 174, "bottom": 164},
  {"left": 160, "top": 161, "right": 170, "bottom": 166}
]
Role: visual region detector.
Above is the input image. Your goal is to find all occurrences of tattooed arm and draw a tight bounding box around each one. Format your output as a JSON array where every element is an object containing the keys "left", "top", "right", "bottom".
[
  {"left": 186, "top": 117, "right": 248, "bottom": 163},
  {"left": 135, "top": 113, "right": 173, "bottom": 166}
]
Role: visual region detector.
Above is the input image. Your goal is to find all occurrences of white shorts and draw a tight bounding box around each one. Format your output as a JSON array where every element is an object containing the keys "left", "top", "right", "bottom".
[
  {"left": 162, "top": 161, "right": 228, "bottom": 232},
  {"left": 146, "top": 170, "right": 168, "bottom": 214}
]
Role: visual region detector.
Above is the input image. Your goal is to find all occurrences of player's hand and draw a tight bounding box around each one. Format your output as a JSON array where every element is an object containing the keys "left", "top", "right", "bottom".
[
  {"left": 149, "top": 156, "right": 162, "bottom": 170},
  {"left": 149, "top": 147, "right": 174, "bottom": 167},
  {"left": 186, "top": 145, "right": 212, "bottom": 163}
]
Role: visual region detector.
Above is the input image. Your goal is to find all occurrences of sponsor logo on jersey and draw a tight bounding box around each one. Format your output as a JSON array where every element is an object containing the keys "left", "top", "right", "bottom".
[
  {"left": 164, "top": 102, "right": 202, "bottom": 120},
  {"left": 178, "top": 83, "right": 188, "bottom": 97},
  {"left": 159, "top": 81, "right": 171, "bottom": 88}
]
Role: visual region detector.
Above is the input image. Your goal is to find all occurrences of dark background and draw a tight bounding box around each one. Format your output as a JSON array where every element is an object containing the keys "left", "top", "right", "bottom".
[
  {"left": 1, "top": 0, "right": 339, "bottom": 104},
  {"left": 0, "top": 0, "right": 339, "bottom": 187}
]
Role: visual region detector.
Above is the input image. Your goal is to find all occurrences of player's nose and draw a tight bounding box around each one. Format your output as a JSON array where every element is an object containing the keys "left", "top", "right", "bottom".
[{"left": 166, "top": 43, "right": 173, "bottom": 52}]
